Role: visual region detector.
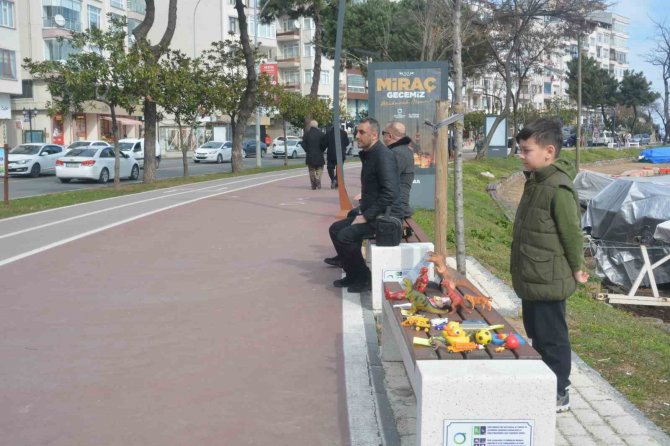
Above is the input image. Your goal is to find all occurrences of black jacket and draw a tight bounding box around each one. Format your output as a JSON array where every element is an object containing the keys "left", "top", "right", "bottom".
[
  {"left": 359, "top": 141, "right": 402, "bottom": 221},
  {"left": 322, "top": 127, "right": 349, "bottom": 163},
  {"left": 388, "top": 136, "right": 415, "bottom": 217},
  {"left": 303, "top": 127, "right": 325, "bottom": 167}
]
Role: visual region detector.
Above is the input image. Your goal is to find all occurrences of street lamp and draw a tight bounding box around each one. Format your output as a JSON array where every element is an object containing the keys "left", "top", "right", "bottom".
[{"left": 22, "top": 107, "right": 38, "bottom": 143}]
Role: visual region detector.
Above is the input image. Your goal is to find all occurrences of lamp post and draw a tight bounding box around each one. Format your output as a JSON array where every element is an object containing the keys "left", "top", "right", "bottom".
[
  {"left": 22, "top": 107, "right": 37, "bottom": 143},
  {"left": 193, "top": 0, "right": 205, "bottom": 58}
]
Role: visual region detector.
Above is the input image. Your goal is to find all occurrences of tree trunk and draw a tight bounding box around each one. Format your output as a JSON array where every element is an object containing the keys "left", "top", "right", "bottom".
[
  {"left": 283, "top": 119, "right": 288, "bottom": 167},
  {"left": 664, "top": 80, "right": 670, "bottom": 142},
  {"left": 176, "top": 118, "right": 189, "bottom": 178},
  {"left": 452, "top": 0, "right": 465, "bottom": 274},
  {"left": 310, "top": 6, "right": 323, "bottom": 100},
  {"left": 110, "top": 105, "right": 121, "bottom": 190},
  {"left": 132, "top": 0, "right": 178, "bottom": 184},
  {"left": 232, "top": 0, "right": 257, "bottom": 173}
]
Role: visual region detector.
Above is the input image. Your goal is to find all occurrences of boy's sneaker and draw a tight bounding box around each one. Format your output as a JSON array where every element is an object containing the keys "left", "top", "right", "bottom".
[{"left": 556, "top": 390, "right": 570, "bottom": 413}]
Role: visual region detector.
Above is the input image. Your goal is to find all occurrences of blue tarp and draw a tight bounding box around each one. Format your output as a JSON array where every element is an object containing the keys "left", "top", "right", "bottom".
[{"left": 639, "top": 147, "right": 670, "bottom": 163}]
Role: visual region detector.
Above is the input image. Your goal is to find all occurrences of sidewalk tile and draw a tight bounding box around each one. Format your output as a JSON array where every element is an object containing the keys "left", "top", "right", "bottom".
[
  {"left": 567, "top": 391, "right": 590, "bottom": 410},
  {"left": 557, "top": 412, "right": 589, "bottom": 437},
  {"left": 555, "top": 431, "right": 569, "bottom": 446},
  {"left": 570, "top": 408, "right": 607, "bottom": 427},
  {"left": 576, "top": 386, "right": 611, "bottom": 402},
  {"left": 592, "top": 401, "right": 628, "bottom": 418},
  {"left": 586, "top": 424, "right": 627, "bottom": 445},
  {"left": 607, "top": 415, "right": 653, "bottom": 436},
  {"left": 621, "top": 435, "right": 666, "bottom": 446},
  {"left": 561, "top": 435, "right": 599, "bottom": 446}
]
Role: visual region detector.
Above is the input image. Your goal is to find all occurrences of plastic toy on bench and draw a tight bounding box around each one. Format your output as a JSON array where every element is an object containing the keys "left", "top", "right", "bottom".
[{"left": 399, "top": 278, "right": 450, "bottom": 315}]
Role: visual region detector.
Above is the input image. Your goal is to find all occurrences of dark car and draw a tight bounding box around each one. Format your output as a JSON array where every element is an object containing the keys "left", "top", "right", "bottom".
[
  {"left": 563, "top": 134, "right": 577, "bottom": 147},
  {"left": 242, "top": 140, "right": 267, "bottom": 158}
]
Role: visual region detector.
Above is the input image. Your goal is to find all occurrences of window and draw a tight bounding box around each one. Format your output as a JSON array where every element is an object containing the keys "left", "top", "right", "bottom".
[
  {"left": 127, "top": 18, "right": 141, "bottom": 44},
  {"left": 304, "top": 69, "right": 329, "bottom": 85},
  {"left": 228, "top": 0, "right": 235, "bottom": 4},
  {"left": 543, "top": 82, "right": 551, "bottom": 95},
  {"left": 0, "top": 48, "right": 16, "bottom": 79},
  {"left": 11, "top": 80, "right": 34, "bottom": 99},
  {"left": 280, "top": 43, "right": 299, "bottom": 59},
  {"left": 127, "top": 0, "right": 145, "bottom": 14},
  {"left": 44, "top": 38, "right": 77, "bottom": 62},
  {"left": 248, "top": 17, "right": 276, "bottom": 39},
  {"left": 281, "top": 18, "right": 298, "bottom": 32},
  {"left": 281, "top": 70, "right": 300, "bottom": 86},
  {"left": 303, "top": 43, "right": 314, "bottom": 57},
  {"left": 0, "top": 0, "right": 15, "bottom": 28},
  {"left": 347, "top": 74, "right": 365, "bottom": 93},
  {"left": 110, "top": 0, "right": 124, "bottom": 9},
  {"left": 43, "top": 0, "right": 82, "bottom": 31},
  {"left": 228, "top": 16, "right": 237, "bottom": 34},
  {"left": 88, "top": 5, "right": 101, "bottom": 29},
  {"left": 302, "top": 17, "right": 314, "bottom": 29}
]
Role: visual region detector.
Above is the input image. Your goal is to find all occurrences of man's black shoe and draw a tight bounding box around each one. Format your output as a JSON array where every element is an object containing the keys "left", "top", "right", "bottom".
[
  {"left": 331, "top": 180, "right": 338, "bottom": 189},
  {"left": 324, "top": 256, "right": 341, "bottom": 267},
  {"left": 333, "top": 276, "right": 357, "bottom": 288},
  {"left": 347, "top": 280, "right": 371, "bottom": 293}
]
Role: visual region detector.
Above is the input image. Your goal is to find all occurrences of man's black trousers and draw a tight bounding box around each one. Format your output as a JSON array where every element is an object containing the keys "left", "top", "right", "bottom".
[
  {"left": 521, "top": 299, "right": 571, "bottom": 394},
  {"left": 329, "top": 216, "right": 375, "bottom": 281},
  {"left": 327, "top": 161, "right": 337, "bottom": 182}
]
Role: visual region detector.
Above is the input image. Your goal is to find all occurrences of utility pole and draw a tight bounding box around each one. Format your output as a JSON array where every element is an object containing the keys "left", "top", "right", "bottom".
[
  {"left": 434, "top": 101, "right": 450, "bottom": 255},
  {"left": 452, "top": 0, "right": 466, "bottom": 274},
  {"left": 576, "top": 33, "right": 582, "bottom": 172}
]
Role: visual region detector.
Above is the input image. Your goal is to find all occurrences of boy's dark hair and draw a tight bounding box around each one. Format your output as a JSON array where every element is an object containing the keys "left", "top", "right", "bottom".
[{"left": 516, "top": 118, "right": 563, "bottom": 157}]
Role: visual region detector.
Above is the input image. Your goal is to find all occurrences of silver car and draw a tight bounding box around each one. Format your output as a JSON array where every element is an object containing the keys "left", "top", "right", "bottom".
[{"left": 272, "top": 139, "right": 305, "bottom": 159}]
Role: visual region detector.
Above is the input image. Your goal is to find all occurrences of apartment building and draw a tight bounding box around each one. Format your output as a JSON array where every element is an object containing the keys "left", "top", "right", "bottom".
[
  {"left": 7, "top": 0, "right": 146, "bottom": 148},
  {"left": 465, "top": 11, "right": 630, "bottom": 119},
  {"left": 1, "top": 0, "right": 20, "bottom": 146}
]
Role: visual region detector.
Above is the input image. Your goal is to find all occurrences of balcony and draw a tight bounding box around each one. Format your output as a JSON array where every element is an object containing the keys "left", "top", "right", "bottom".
[
  {"left": 276, "top": 29, "right": 300, "bottom": 41},
  {"left": 127, "top": 0, "right": 145, "bottom": 14},
  {"left": 282, "top": 82, "right": 301, "bottom": 90},
  {"left": 277, "top": 57, "right": 300, "bottom": 68},
  {"left": 43, "top": 16, "right": 81, "bottom": 32}
]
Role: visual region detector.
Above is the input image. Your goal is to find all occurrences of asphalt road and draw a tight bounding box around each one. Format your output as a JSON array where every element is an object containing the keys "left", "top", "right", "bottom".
[{"left": 5, "top": 155, "right": 312, "bottom": 199}]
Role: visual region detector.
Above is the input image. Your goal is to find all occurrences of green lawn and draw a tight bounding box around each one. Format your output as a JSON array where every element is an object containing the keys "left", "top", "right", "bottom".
[{"left": 413, "top": 147, "right": 670, "bottom": 433}]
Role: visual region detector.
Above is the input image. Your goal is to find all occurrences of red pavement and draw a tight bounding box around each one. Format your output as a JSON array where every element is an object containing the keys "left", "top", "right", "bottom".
[{"left": 0, "top": 169, "right": 361, "bottom": 445}]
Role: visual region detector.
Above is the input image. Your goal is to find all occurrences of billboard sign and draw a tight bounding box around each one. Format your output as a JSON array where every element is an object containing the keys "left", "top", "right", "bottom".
[
  {"left": 260, "top": 63, "right": 279, "bottom": 86},
  {"left": 368, "top": 62, "right": 449, "bottom": 209}
]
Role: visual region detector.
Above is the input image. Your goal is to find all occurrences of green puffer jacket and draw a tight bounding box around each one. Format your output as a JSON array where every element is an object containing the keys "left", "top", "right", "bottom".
[{"left": 511, "top": 158, "right": 582, "bottom": 301}]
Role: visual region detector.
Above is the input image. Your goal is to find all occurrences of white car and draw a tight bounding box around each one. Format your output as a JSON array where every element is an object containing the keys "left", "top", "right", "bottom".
[
  {"left": 67, "top": 140, "right": 111, "bottom": 150},
  {"left": 118, "top": 138, "right": 162, "bottom": 168},
  {"left": 272, "top": 139, "right": 305, "bottom": 159},
  {"left": 56, "top": 146, "right": 140, "bottom": 183},
  {"left": 193, "top": 141, "right": 233, "bottom": 163},
  {"left": 8, "top": 143, "right": 66, "bottom": 177}
]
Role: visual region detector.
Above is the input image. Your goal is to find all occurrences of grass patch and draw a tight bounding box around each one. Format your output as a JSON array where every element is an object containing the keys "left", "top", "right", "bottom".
[
  {"left": 414, "top": 147, "right": 670, "bottom": 433},
  {"left": 0, "top": 164, "right": 301, "bottom": 220}
]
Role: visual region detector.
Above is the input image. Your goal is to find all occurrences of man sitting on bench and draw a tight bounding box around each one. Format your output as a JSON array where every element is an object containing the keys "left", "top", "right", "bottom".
[{"left": 324, "top": 118, "right": 402, "bottom": 293}]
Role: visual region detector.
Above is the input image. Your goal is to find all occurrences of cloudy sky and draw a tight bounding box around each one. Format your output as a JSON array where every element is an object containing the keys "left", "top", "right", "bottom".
[{"left": 613, "top": 0, "right": 668, "bottom": 94}]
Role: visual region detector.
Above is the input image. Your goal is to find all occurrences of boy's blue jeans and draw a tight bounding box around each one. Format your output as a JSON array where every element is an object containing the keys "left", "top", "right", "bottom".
[{"left": 521, "top": 299, "right": 571, "bottom": 394}]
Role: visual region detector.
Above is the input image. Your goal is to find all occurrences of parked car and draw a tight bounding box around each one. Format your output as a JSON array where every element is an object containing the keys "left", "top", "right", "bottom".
[
  {"left": 632, "top": 133, "right": 651, "bottom": 145},
  {"left": 117, "top": 138, "right": 162, "bottom": 168},
  {"left": 242, "top": 139, "right": 267, "bottom": 157},
  {"left": 347, "top": 138, "right": 361, "bottom": 157},
  {"left": 8, "top": 143, "right": 66, "bottom": 177},
  {"left": 271, "top": 135, "right": 301, "bottom": 151},
  {"left": 67, "top": 140, "right": 110, "bottom": 150},
  {"left": 589, "top": 130, "right": 614, "bottom": 146},
  {"left": 193, "top": 141, "right": 233, "bottom": 163},
  {"left": 56, "top": 146, "right": 140, "bottom": 183},
  {"left": 272, "top": 139, "right": 305, "bottom": 159},
  {"left": 562, "top": 134, "right": 577, "bottom": 147}
]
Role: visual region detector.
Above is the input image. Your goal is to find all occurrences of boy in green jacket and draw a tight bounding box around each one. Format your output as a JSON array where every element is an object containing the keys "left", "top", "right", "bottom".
[{"left": 511, "top": 118, "right": 589, "bottom": 413}]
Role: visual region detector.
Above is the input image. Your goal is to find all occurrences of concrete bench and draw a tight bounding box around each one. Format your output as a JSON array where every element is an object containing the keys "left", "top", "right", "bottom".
[{"left": 380, "top": 272, "right": 557, "bottom": 445}]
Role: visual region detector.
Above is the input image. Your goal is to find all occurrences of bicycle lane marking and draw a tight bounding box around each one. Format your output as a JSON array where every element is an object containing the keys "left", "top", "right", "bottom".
[{"left": 0, "top": 171, "right": 308, "bottom": 267}]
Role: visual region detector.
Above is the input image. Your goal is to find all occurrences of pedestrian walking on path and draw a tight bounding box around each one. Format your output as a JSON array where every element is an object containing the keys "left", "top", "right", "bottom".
[{"left": 303, "top": 119, "right": 326, "bottom": 189}]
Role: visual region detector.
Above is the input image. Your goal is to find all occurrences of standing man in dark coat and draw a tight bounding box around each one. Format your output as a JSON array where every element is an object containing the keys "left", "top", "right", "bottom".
[
  {"left": 382, "top": 121, "right": 415, "bottom": 217},
  {"left": 322, "top": 126, "right": 350, "bottom": 189},
  {"left": 325, "top": 118, "right": 402, "bottom": 293},
  {"left": 303, "top": 120, "right": 326, "bottom": 190}
]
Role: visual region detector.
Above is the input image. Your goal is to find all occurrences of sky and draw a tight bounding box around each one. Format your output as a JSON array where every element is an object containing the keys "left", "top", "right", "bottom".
[{"left": 613, "top": 0, "right": 669, "bottom": 94}]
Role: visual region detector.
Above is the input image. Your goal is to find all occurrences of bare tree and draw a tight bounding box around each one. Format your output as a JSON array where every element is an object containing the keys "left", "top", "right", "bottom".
[
  {"left": 475, "top": 0, "right": 606, "bottom": 159},
  {"left": 647, "top": 19, "right": 670, "bottom": 143},
  {"left": 132, "top": 0, "right": 178, "bottom": 183}
]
